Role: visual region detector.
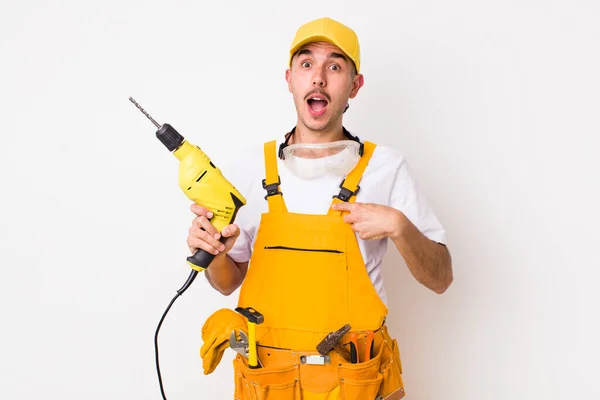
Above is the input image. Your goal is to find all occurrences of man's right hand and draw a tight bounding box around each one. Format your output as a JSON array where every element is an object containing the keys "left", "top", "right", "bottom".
[{"left": 187, "top": 203, "right": 241, "bottom": 257}]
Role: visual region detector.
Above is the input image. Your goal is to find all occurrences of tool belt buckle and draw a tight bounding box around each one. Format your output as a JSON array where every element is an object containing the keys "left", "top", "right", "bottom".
[{"left": 300, "top": 355, "right": 331, "bottom": 365}]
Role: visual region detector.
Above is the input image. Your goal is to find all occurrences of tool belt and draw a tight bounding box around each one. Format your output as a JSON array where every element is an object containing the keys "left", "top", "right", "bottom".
[{"left": 232, "top": 326, "right": 404, "bottom": 400}]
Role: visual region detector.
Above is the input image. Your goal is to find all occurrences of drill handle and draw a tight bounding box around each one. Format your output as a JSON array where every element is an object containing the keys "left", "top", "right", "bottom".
[{"left": 186, "top": 236, "right": 227, "bottom": 272}]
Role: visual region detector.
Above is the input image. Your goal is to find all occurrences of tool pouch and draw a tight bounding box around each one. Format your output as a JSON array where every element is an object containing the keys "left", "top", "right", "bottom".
[{"left": 232, "top": 328, "right": 404, "bottom": 400}]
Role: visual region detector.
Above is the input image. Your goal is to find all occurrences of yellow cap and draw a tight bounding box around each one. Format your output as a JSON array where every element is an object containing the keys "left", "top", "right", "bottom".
[{"left": 289, "top": 17, "right": 361, "bottom": 74}]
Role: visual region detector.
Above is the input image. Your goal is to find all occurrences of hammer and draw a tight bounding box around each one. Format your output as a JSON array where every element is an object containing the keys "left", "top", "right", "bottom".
[
  {"left": 316, "top": 324, "right": 352, "bottom": 362},
  {"left": 235, "top": 307, "right": 264, "bottom": 369}
]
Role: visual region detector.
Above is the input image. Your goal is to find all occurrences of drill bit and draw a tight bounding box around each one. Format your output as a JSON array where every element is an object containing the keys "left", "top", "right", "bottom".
[{"left": 129, "top": 97, "right": 161, "bottom": 129}]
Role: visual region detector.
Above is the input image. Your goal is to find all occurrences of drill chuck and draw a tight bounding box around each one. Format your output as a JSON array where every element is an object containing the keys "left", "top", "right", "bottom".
[
  {"left": 156, "top": 124, "right": 184, "bottom": 152},
  {"left": 128, "top": 97, "right": 184, "bottom": 152}
]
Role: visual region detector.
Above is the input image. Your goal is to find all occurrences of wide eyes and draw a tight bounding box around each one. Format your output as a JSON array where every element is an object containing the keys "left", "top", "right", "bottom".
[{"left": 300, "top": 61, "right": 341, "bottom": 71}]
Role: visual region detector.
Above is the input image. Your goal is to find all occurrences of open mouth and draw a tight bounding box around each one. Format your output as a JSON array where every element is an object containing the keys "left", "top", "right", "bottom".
[{"left": 306, "top": 95, "right": 329, "bottom": 116}]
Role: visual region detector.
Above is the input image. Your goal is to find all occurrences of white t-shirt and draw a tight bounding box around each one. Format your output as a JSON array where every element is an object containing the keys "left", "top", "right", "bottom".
[{"left": 221, "top": 140, "right": 446, "bottom": 306}]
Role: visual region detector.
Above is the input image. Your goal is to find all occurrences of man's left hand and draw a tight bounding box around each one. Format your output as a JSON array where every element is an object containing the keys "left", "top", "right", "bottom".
[{"left": 331, "top": 202, "right": 407, "bottom": 241}]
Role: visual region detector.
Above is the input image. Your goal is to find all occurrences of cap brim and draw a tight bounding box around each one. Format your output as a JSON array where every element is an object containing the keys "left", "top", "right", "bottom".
[{"left": 289, "top": 35, "right": 350, "bottom": 66}]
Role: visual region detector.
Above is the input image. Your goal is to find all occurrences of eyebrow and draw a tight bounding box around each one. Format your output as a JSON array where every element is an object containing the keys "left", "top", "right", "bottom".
[
  {"left": 329, "top": 52, "right": 347, "bottom": 61},
  {"left": 297, "top": 49, "right": 347, "bottom": 62},
  {"left": 297, "top": 49, "right": 312, "bottom": 57}
]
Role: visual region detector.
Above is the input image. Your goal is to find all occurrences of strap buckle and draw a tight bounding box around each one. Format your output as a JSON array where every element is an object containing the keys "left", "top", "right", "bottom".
[
  {"left": 262, "top": 176, "right": 282, "bottom": 199},
  {"left": 333, "top": 179, "right": 360, "bottom": 202},
  {"left": 300, "top": 355, "right": 331, "bottom": 365}
]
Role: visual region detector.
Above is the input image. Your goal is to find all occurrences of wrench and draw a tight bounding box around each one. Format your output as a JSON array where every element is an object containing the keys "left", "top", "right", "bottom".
[{"left": 229, "top": 330, "right": 263, "bottom": 367}]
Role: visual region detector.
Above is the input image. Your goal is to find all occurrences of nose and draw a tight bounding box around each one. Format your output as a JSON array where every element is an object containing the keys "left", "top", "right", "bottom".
[{"left": 312, "top": 69, "right": 326, "bottom": 87}]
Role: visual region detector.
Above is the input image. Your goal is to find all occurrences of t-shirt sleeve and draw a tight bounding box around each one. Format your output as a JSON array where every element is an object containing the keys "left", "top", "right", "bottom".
[
  {"left": 226, "top": 203, "right": 253, "bottom": 263},
  {"left": 389, "top": 159, "right": 447, "bottom": 245}
]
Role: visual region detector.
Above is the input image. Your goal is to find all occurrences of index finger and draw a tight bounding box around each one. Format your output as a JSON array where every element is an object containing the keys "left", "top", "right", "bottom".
[
  {"left": 331, "top": 201, "right": 355, "bottom": 212},
  {"left": 191, "top": 203, "right": 214, "bottom": 219}
]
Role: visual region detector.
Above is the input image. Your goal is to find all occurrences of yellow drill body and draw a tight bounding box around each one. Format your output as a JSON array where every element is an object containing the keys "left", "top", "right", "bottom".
[{"left": 173, "top": 140, "right": 247, "bottom": 271}]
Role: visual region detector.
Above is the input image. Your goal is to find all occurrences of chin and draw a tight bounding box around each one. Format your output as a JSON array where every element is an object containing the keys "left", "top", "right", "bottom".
[
  {"left": 301, "top": 115, "right": 333, "bottom": 132},
  {"left": 306, "top": 122, "right": 329, "bottom": 132}
]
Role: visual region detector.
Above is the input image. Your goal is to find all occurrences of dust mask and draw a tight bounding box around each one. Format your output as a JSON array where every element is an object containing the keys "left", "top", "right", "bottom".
[{"left": 282, "top": 140, "right": 361, "bottom": 180}]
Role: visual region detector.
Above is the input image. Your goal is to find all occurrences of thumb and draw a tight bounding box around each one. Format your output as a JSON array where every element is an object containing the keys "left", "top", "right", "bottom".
[
  {"left": 221, "top": 224, "right": 240, "bottom": 239},
  {"left": 221, "top": 224, "right": 240, "bottom": 252}
]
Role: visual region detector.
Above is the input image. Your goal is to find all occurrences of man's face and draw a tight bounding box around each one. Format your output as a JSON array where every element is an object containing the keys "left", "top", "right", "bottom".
[{"left": 286, "top": 41, "right": 364, "bottom": 134}]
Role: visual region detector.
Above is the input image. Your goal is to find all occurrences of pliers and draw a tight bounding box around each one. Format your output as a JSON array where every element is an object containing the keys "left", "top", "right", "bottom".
[{"left": 349, "top": 331, "right": 375, "bottom": 363}]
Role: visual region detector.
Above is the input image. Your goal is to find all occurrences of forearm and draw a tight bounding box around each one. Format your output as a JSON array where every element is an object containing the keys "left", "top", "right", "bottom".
[
  {"left": 204, "top": 253, "right": 245, "bottom": 296},
  {"left": 390, "top": 215, "right": 453, "bottom": 294}
]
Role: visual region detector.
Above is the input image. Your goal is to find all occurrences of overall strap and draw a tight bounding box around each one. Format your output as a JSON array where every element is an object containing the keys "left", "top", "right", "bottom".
[
  {"left": 328, "top": 141, "right": 376, "bottom": 216},
  {"left": 263, "top": 140, "right": 287, "bottom": 213}
]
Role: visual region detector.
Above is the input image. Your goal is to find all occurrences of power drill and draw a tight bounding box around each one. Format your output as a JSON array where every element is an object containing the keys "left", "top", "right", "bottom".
[
  {"left": 130, "top": 97, "right": 246, "bottom": 276},
  {"left": 129, "top": 97, "right": 246, "bottom": 399}
]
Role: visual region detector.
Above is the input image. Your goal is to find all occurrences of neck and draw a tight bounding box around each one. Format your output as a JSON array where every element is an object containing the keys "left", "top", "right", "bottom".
[{"left": 288, "top": 120, "right": 346, "bottom": 145}]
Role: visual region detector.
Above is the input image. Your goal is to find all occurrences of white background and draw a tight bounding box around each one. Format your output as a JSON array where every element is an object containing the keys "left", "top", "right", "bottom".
[{"left": 1, "top": 0, "right": 599, "bottom": 399}]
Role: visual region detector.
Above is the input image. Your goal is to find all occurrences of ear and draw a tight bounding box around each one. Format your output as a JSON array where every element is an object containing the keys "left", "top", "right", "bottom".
[
  {"left": 349, "top": 74, "right": 364, "bottom": 99},
  {"left": 285, "top": 68, "right": 293, "bottom": 93}
]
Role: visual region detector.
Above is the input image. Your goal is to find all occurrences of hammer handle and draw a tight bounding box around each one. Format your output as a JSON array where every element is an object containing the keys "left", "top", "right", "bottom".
[
  {"left": 248, "top": 322, "right": 259, "bottom": 368},
  {"left": 334, "top": 343, "right": 351, "bottom": 362}
]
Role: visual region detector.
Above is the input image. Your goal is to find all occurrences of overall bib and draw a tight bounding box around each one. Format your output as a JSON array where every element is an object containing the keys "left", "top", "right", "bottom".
[{"left": 233, "top": 140, "right": 405, "bottom": 400}]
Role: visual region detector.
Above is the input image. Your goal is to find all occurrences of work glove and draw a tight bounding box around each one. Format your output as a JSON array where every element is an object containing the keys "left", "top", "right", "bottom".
[{"left": 200, "top": 308, "right": 247, "bottom": 375}]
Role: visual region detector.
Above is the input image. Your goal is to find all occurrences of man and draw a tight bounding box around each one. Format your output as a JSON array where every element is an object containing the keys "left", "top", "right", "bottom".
[{"left": 190, "top": 17, "right": 452, "bottom": 399}]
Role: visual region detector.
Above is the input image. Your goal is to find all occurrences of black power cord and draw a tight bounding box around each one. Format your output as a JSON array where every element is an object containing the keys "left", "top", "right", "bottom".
[{"left": 154, "top": 270, "right": 199, "bottom": 400}]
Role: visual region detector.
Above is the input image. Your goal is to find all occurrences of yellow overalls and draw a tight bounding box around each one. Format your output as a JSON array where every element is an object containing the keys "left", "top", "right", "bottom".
[{"left": 233, "top": 140, "right": 405, "bottom": 400}]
